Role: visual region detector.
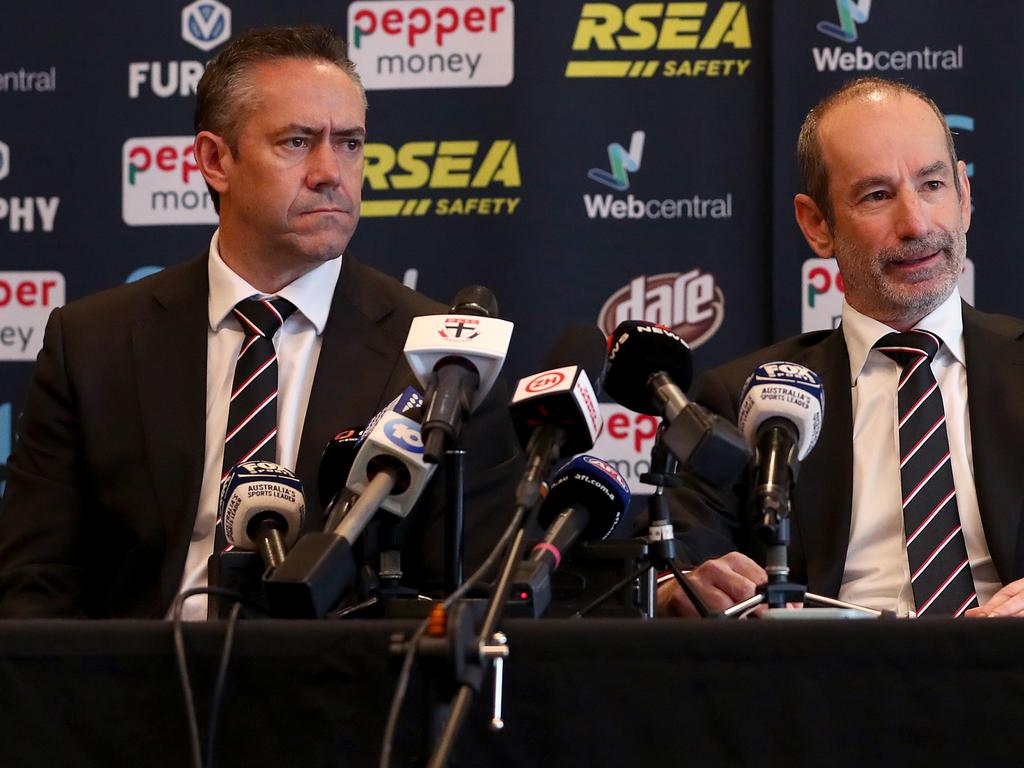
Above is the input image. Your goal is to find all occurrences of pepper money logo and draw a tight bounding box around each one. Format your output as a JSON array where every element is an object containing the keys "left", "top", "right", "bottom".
[
  {"left": 588, "top": 131, "right": 644, "bottom": 191},
  {"left": 566, "top": 2, "right": 752, "bottom": 80},
  {"left": 361, "top": 138, "right": 521, "bottom": 217},
  {"left": 816, "top": 0, "right": 871, "bottom": 43}
]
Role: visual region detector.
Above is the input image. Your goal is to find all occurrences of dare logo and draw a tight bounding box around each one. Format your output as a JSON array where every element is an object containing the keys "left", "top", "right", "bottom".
[
  {"left": 362, "top": 138, "right": 521, "bottom": 217},
  {"left": 567, "top": 2, "right": 753, "bottom": 79},
  {"left": 598, "top": 270, "right": 724, "bottom": 349}
]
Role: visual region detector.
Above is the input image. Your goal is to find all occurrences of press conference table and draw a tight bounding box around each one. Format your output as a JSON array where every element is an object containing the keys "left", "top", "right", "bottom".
[{"left": 1, "top": 617, "right": 1020, "bottom": 767}]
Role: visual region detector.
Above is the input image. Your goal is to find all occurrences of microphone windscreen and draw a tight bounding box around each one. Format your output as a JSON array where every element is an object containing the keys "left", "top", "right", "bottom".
[
  {"left": 538, "top": 454, "right": 631, "bottom": 540},
  {"left": 449, "top": 285, "right": 498, "bottom": 318},
  {"left": 542, "top": 324, "right": 608, "bottom": 386},
  {"left": 603, "top": 320, "right": 694, "bottom": 415},
  {"left": 738, "top": 361, "right": 825, "bottom": 460}
]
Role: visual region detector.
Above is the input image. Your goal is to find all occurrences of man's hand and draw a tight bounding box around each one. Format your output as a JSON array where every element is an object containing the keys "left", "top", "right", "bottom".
[
  {"left": 656, "top": 551, "right": 767, "bottom": 618},
  {"left": 965, "top": 578, "right": 1024, "bottom": 617}
]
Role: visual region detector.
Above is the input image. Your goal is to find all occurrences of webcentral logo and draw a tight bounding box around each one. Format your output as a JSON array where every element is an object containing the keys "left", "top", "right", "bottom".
[
  {"left": 810, "top": 0, "right": 963, "bottom": 72},
  {"left": 816, "top": 0, "right": 871, "bottom": 43},
  {"left": 566, "top": 2, "right": 752, "bottom": 80},
  {"left": 588, "top": 131, "right": 644, "bottom": 192},
  {"left": 182, "top": 0, "right": 231, "bottom": 52},
  {"left": 582, "top": 134, "right": 732, "bottom": 221}
]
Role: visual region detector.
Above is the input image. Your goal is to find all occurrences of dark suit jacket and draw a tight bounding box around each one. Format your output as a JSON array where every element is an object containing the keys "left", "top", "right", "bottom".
[
  {"left": 672, "top": 303, "right": 1024, "bottom": 598},
  {"left": 0, "top": 253, "right": 519, "bottom": 618}
]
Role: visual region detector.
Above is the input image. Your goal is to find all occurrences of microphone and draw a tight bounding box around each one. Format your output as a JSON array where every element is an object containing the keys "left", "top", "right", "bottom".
[
  {"left": 738, "top": 361, "right": 824, "bottom": 518},
  {"left": 318, "top": 427, "right": 363, "bottom": 531},
  {"left": 603, "top": 320, "right": 751, "bottom": 487},
  {"left": 264, "top": 401, "right": 437, "bottom": 617},
  {"left": 509, "top": 324, "right": 607, "bottom": 509},
  {"left": 511, "top": 455, "right": 631, "bottom": 617},
  {"left": 404, "top": 286, "right": 514, "bottom": 463},
  {"left": 219, "top": 461, "right": 305, "bottom": 571}
]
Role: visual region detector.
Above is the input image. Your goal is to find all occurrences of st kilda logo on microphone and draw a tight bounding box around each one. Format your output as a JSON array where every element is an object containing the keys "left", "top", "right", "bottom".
[
  {"left": 437, "top": 316, "right": 480, "bottom": 340},
  {"left": 597, "top": 269, "right": 724, "bottom": 349}
]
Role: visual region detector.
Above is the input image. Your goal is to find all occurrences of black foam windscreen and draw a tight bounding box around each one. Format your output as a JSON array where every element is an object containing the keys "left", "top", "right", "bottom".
[
  {"left": 449, "top": 284, "right": 499, "bottom": 318},
  {"left": 602, "top": 320, "right": 694, "bottom": 415},
  {"left": 537, "top": 457, "right": 630, "bottom": 541},
  {"left": 541, "top": 323, "right": 608, "bottom": 386}
]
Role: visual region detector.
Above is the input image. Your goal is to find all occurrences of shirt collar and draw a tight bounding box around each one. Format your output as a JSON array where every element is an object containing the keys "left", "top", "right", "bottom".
[
  {"left": 207, "top": 228, "right": 342, "bottom": 335},
  {"left": 842, "top": 286, "right": 965, "bottom": 385}
]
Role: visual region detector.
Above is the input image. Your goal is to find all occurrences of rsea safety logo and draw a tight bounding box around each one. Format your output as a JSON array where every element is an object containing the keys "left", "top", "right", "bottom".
[
  {"left": 801, "top": 257, "right": 975, "bottom": 332},
  {"left": 812, "top": 0, "right": 963, "bottom": 73},
  {"left": 0, "top": 272, "right": 66, "bottom": 360},
  {"left": 129, "top": 1, "right": 231, "bottom": 98},
  {"left": 566, "top": 2, "right": 752, "bottom": 80},
  {"left": 598, "top": 270, "right": 725, "bottom": 349},
  {"left": 123, "top": 137, "right": 217, "bottom": 225},
  {"left": 584, "top": 132, "right": 732, "bottom": 221},
  {"left": 348, "top": 0, "right": 513, "bottom": 90},
  {"left": 591, "top": 403, "right": 659, "bottom": 495},
  {"left": 0, "top": 141, "right": 61, "bottom": 233},
  {"left": 362, "top": 138, "right": 521, "bottom": 218},
  {"left": 182, "top": 0, "right": 231, "bottom": 52}
]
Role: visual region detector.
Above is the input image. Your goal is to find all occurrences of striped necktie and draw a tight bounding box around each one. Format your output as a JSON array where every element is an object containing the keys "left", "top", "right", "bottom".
[
  {"left": 875, "top": 330, "right": 978, "bottom": 616},
  {"left": 211, "top": 296, "right": 296, "bottom": 584}
]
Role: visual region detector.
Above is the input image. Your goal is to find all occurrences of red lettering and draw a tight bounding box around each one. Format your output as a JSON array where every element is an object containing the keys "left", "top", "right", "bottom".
[
  {"left": 16, "top": 281, "right": 36, "bottom": 305},
  {"left": 436, "top": 7, "right": 458, "bottom": 45},
  {"left": 155, "top": 146, "right": 175, "bottom": 172},
  {"left": 382, "top": 8, "right": 403, "bottom": 34},
  {"left": 490, "top": 4, "right": 506, "bottom": 31},
  {"left": 634, "top": 415, "right": 658, "bottom": 453},
  {"left": 407, "top": 8, "right": 430, "bottom": 45},
  {"left": 464, "top": 6, "right": 485, "bottom": 32},
  {"left": 40, "top": 279, "right": 56, "bottom": 305},
  {"left": 607, "top": 413, "right": 629, "bottom": 440},
  {"left": 182, "top": 145, "right": 199, "bottom": 184},
  {"left": 808, "top": 266, "right": 831, "bottom": 294},
  {"left": 353, "top": 8, "right": 377, "bottom": 35},
  {"left": 129, "top": 146, "right": 151, "bottom": 172},
  {"left": 0, "top": 282, "right": 9, "bottom": 306}
]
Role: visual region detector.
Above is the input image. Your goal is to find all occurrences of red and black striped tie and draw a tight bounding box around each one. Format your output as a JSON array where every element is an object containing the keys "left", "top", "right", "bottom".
[
  {"left": 875, "top": 330, "right": 978, "bottom": 616},
  {"left": 213, "top": 296, "right": 296, "bottom": 564}
]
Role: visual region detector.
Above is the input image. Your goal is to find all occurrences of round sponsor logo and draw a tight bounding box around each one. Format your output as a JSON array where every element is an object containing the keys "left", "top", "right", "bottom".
[
  {"left": 597, "top": 271, "right": 724, "bottom": 350},
  {"left": 384, "top": 419, "right": 424, "bottom": 454},
  {"left": 525, "top": 370, "right": 566, "bottom": 393}
]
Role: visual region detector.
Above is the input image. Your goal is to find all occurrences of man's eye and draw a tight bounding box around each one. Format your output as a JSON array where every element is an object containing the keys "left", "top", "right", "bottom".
[
  {"left": 285, "top": 138, "right": 307, "bottom": 149},
  {"left": 924, "top": 180, "right": 944, "bottom": 191},
  {"left": 339, "top": 138, "right": 363, "bottom": 151},
  {"left": 863, "top": 190, "right": 888, "bottom": 202}
]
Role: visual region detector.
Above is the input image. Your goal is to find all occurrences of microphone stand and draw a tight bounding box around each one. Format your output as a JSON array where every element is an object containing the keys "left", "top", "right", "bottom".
[
  {"left": 573, "top": 425, "right": 713, "bottom": 619},
  {"left": 444, "top": 448, "right": 466, "bottom": 593}
]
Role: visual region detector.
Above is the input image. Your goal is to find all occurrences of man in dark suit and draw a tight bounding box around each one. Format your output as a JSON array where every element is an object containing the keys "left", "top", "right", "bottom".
[
  {"left": 660, "top": 77, "right": 1024, "bottom": 618},
  {"left": 0, "top": 26, "right": 519, "bottom": 618}
]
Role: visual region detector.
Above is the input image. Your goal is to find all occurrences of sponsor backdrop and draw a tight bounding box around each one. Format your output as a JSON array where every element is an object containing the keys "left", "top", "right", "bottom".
[{"left": 0, "top": 1, "right": 1017, "bottom": 496}]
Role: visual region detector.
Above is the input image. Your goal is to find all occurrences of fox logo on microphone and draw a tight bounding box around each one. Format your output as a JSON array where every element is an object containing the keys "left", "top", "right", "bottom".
[{"left": 738, "top": 361, "right": 824, "bottom": 461}]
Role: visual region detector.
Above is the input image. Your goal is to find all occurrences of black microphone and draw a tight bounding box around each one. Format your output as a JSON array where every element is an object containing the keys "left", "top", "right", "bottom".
[
  {"left": 603, "top": 320, "right": 751, "bottom": 487},
  {"left": 318, "top": 427, "right": 363, "bottom": 531},
  {"left": 510, "top": 455, "right": 631, "bottom": 617},
  {"left": 404, "top": 286, "right": 514, "bottom": 462},
  {"left": 509, "top": 324, "right": 607, "bottom": 509}
]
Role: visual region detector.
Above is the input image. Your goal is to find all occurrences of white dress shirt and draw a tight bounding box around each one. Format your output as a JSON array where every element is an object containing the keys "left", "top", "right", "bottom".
[
  {"left": 838, "top": 288, "right": 1001, "bottom": 615},
  {"left": 173, "top": 229, "right": 342, "bottom": 620}
]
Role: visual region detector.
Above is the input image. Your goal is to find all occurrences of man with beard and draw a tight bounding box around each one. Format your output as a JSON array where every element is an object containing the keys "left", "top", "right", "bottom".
[{"left": 659, "top": 77, "right": 1024, "bottom": 618}]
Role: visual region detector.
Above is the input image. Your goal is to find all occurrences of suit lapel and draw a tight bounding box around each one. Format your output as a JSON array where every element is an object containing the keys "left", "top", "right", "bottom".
[
  {"left": 791, "top": 329, "right": 854, "bottom": 596},
  {"left": 963, "top": 304, "right": 1024, "bottom": 583},
  {"left": 294, "top": 255, "right": 408, "bottom": 520},
  {"left": 131, "top": 256, "right": 209, "bottom": 598}
]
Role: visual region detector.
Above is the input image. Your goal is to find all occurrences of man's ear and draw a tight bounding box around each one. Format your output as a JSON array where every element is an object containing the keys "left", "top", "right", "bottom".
[
  {"left": 793, "top": 193, "right": 835, "bottom": 259},
  {"left": 193, "top": 131, "right": 232, "bottom": 197},
  {"left": 957, "top": 159, "right": 972, "bottom": 233}
]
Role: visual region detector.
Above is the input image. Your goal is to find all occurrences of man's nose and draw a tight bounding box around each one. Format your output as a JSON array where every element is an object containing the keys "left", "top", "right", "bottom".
[
  {"left": 306, "top": 141, "right": 342, "bottom": 189},
  {"left": 895, "top": 191, "right": 930, "bottom": 240}
]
